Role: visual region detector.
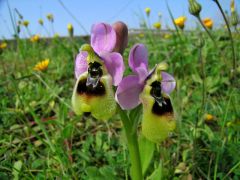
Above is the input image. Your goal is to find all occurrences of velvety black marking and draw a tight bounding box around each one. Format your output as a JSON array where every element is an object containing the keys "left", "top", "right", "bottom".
[
  {"left": 150, "top": 81, "right": 173, "bottom": 115},
  {"left": 77, "top": 78, "right": 105, "bottom": 96},
  {"left": 83, "top": 112, "right": 91, "bottom": 116},
  {"left": 152, "top": 98, "right": 173, "bottom": 115},
  {"left": 150, "top": 81, "right": 165, "bottom": 106}
]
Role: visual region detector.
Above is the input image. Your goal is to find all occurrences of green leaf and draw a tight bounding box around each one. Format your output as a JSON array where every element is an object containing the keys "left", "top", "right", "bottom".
[
  {"left": 32, "top": 159, "right": 45, "bottom": 169},
  {"left": 85, "top": 167, "right": 102, "bottom": 179},
  {"left": 139, "top": 135, "right": 155, "bottom": 176},
  {"left": 147, "top": 163, "right": 163, "bottom": 180},
  {"left": 85, "top": 166, "right": 116, "bottom": 180},
  {"left": 99, "top": 166, "right": 116, "bottom": 180},
  {"left": 12, "top": 160, "right": 23, "bottom": 180},
  {"left": 129, "top": 105, "right": 142, "bottom": 133}
]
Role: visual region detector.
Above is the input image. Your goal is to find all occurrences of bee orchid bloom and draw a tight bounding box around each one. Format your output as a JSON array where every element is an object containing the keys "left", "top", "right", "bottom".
[
  {"left": 116, "top": 44, "right": 176, "bottom": 143},
  {"left": 72, "top": 23, "right": 125, "bottom": 120},
  {"left": 116, "top": 44, "right": 175, "bottom": 110}
]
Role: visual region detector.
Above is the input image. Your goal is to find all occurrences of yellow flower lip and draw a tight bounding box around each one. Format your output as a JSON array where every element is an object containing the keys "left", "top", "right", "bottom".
[
  {"left": 202, "top": 18, "right": 213, "bottom": 29},
  {"left": 33, "top": 59, "right": 50, "bottom": 71}
]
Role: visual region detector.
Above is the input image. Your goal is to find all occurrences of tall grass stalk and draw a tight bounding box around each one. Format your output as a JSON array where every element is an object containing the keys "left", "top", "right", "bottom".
[
  {"left": 6, "top": 0, "right": 18, "bottom": 38},
  {"left": 33, "top": 72, "right": 72, "bottom": 110},
  {"left": 213, "top": 89, "right": 234, "bottom": 180}
]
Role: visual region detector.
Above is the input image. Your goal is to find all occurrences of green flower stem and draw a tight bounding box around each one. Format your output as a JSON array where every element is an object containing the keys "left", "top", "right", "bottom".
[
  {"left": 199, "top": 46, "right": 206, "bottom": 114},
  {"left": 119, "top": 108, "right": 143, "bottom": 180},
  {"left": 214, "top": 0, "right": 236, "bottom": 77}
]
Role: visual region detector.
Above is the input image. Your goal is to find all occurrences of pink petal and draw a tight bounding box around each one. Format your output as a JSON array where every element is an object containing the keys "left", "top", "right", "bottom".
[
  {"left": 161, "top": 72, "right": 176, "bottom": 94},
  {"left": 129, "top": 44, "right": 148, "bottom": 74},
  {"left": 100, "top": 52, "right": 125, "bottom": 86},
  {"left": 135, "top": 65, "right": 149, "bottom": 83},
  {"left": 75, "top": 51, "right": 88, "bottom": 79},
  {"left": 91, "top": 23, "right": 116, "bottom": 53},
  {"left": 115, "top": 75, "right": 144, "bottom": 110}
]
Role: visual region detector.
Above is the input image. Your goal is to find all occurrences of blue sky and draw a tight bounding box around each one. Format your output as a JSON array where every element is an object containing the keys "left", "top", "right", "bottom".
[{"left": 0, "top": 0, "right": 238, "bottom": 39}]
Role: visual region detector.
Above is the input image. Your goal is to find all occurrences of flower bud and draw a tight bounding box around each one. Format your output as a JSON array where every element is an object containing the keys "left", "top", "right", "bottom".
[
  {"left": 145, "top": 7, "right": 151, "bottom": 17},
  {"left": 153, "top": 22, "right": 161, "bottom": 29},
  {"left": 188, "top": 0, "right": 202, "bottom": 17},
  {"left": 46, "top": 14, "right": 54, "bottom": 22},
  {"left": 231, "top": 0, "right": 235, "bottom": 13},
  {"left": 231, "top": 11, "right": 239, "bottom": 27},
  {"left": 112, "top": 21, "right": 128, "bottom": 54},
  {"left": 22, "top": 20, "right": 29, "bottom": 27},
  {"left": 67, "top": 23, "right": 74, "bottom": 37},
  {"left": 38, "top": 19, "right": 44, "bottom": 26}
]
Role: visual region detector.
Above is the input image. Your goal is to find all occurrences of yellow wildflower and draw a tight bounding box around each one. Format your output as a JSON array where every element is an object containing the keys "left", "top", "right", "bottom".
[
  {"left": 30, "top": 34, "right": 40, "bottom": 43},
  {"left": 202, "top": 18, "right": 213, "bottom": 29},
  {"left": 138, "top": 33, "right": 144, "bottom": 38},
  {"left": 0, "top": 42, "right": 7, "bottom": 49},
  {"left": 204, "top": 114, "right": 215, "bottom": 122},
  {"left": 145, "top": 7, "right": 151, "bottom": 16},
  {"left": 153, "top": 22, "right": 161, "bottom": 29},
  {"left": 46, "top": 14, "right": 54, "bottom": 22},
  {"left": 164, "top": 34, "right": 172, "bottom": 39},
  {"left": 22, "top": 20, "right": 29, "bottom": 27},
  {"left": 174, "top": 16, "right": 187, "bottom": 29},
  {"left": 34, "top": 59, "right": 50, "bottom": 71},
  {"left": 38, "top": 19, "right": 44, "bottom": 25}
]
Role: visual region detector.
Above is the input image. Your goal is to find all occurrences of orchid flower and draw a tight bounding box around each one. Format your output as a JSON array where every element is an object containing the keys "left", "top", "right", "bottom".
[
  {"left": 72, "top": 23, "right": 125, "bottom": 120},
  {"left": 116, "top": 44, "right": 176, "bottom": 143}
]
